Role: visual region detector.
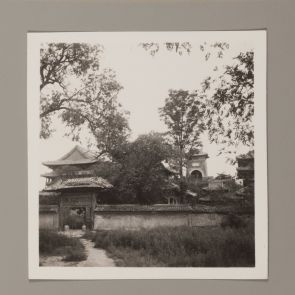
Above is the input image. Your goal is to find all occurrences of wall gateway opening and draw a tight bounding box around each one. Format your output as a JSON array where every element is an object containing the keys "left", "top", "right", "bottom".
[
  {"left": 63, "top": 207, "right": 86, "bottom": 229},
  {"left": 190, "top": 170, "right": 203, "bottom": 180}
]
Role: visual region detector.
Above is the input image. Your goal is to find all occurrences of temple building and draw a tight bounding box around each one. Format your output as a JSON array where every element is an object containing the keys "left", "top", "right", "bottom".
[{"left": 39, "top": 145, "right": 112, "bottom": 230}]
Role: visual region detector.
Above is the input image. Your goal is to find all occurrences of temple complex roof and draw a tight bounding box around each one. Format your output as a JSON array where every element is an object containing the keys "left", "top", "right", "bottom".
[
  {"left": 44, "top": 176, "right": 113, "bottom": 191},
  {"left": 41, "top": 169, "right": 95, "bottom": 178},
  {"left": 42, "top": 145, "right": 99, "bottom": 167},
  {"left": 237, "top": 150, "right": 254, "bottom": 160},
  {"left": 237, "top": 166, "right": 254, "bottom": 171}
]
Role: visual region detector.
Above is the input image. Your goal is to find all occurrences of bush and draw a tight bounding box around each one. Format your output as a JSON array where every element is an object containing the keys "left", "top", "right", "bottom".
[
  {"left": 221, "top": 214, "right": 247, "bottom": 229},
  {"left": 39, "top": 230, "right": 86, "bottom": 262},
  {"left": 63, "top": 247, "right": 87, "bottom": 262},
  {"left": 39, "top": 230, "right": 72, "bottom": 254},
  {"left": 82, "top": 230, "right": 96, "bottom": 241}
]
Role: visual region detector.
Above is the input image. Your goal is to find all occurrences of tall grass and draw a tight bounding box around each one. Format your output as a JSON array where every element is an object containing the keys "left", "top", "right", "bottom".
[
  {"left": 89, "top": 222, "right": 254, "bottom": 267},
  {"left": 39, "top": 230, "right": 86, "bottom": 262}
]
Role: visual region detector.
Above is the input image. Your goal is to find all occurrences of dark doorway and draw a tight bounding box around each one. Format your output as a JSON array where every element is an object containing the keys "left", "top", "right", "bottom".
[
  {"left": 191, "top": 170, "right": 202, "bottom": 181},
  {"left": 63, "top": 207, "right": 86, "bottom": 229}
]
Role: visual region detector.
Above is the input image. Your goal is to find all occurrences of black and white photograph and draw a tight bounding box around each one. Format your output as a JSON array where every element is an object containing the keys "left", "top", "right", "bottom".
[{"left": 27, "top": 31, "right": 267, "bottom": 279}]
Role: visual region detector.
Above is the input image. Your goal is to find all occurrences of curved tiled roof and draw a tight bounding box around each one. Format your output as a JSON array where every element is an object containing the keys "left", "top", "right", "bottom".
[
  {"left": 237, "top": 150, "right": 254, "bottom": 159},
  {"left": 44, "top": 176, "right": 113, "bottom": 191},
  {"left": 191, "top": 153, "right": 209, "bottom": 158},
  {"left": 41, "top": 169, "right": 95, "bottom": 178},
  {"left": 43, "top": 145, "right": 100, "bottom": 166}
]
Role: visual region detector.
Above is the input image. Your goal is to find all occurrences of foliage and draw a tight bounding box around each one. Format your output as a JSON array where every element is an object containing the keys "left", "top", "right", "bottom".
[
  {"left": 199, "top": 41, "right": 230, "bottom": 61},
  {"left": 140, "top": 42, "right": 192, "bottom": 56},
  {"left": 140, "top": 41, "right": 253, "bottom": 153},
  {"left": 40, "top": 43, "right": 130, "bottom": 157},
  {"left": 203, "top": 51, "right": 254, "bottom": 149},
  {"left": 221, "top": 214, "right": 247, "bottom": 229},
  {"left": 90, "top": 223, "right": 255, "bottom": 267},
  {"left": 40, "top": 43, "right": 102, "bottom": 91},
  {"left": 111, "top": 132, "right": 175, "bottom": 204},
  {"left": 140, "top": 41, "right": 229, "bottom": 58},
  {"left": 92, "top": 160, "right": 121, "bottom": 183},
  {"left": 159, "top": 89, "right": 205, "bottom": 176},
  {"left": 39, "top": 230, "right": 86, "bottom": 262},
  {"left": 63, "top": 248, "right": 87, "bottom": 262}
]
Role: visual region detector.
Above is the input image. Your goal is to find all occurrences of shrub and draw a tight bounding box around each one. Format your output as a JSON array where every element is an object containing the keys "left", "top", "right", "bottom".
[
  {"left": 82, "top": 230, "right": 96, "bottom": 241},
  {"left": 39, "top": 230, "right": 86, "bottom": 262},
  {"left": 63, "top": 247, "right": 87, "bottom": 262},
  {"left": 221, "top": 214, "right": 247, "bottom": 229},
  {"left": 39, "top": 230, "right": 73, "bottom": 254}
]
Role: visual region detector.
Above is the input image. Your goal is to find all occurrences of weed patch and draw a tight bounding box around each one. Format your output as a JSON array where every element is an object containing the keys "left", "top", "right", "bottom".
[{"left": 91, "top": 223, "right": 254, "bottom": 267}]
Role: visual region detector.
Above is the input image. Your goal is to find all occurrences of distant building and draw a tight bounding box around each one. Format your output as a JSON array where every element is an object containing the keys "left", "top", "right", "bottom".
[
  {"left": 186, "top": 153, "right": 209, "bottom": 186},
  {"left": 160, "top": 161, "right": 198, "bottom": 205},
  {"left": 39, "top": 145, "right": 112, "bottom": 230},
  {"left": 186, "top": 153, "right": 209, "bottom": 181},
  {"left": 236, "top": 151, "right": 254, "bottom": 187},
  {"left": 207, "top": 174, "right": 234, "bottom": 191}
]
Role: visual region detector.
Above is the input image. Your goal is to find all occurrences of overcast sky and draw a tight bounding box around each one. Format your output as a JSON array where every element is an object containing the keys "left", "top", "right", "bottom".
[{"left": 40, "top": 36, "right": 253, "bottom": 187}]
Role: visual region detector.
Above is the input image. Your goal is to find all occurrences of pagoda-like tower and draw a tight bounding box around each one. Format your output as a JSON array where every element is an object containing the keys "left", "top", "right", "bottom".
[
  {"left": 40, "top": 145, "right": 112, "bottom": 230},
  {"left": 236, "top": 150, "right": 254, "bottom": 187}
]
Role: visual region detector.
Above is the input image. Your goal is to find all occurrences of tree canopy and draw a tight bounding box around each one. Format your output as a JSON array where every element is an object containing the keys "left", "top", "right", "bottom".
[
  {"left": 202, "top": 51, "right": 254, "bottom": 149},
  {"left": 140, "top": 41, "right": 254, "bottom": 154},
  {"left": 40, "top": 43, "right": 130, "bottom": 157},
  {"left": 40, "top": 43, "right": 102, "bottom": 91},
  {"left": 112, "top": 132, "right": 175, "bottom": 204},
  {"left": 159, "top": 90, "right": 205, "bottom": 176}
]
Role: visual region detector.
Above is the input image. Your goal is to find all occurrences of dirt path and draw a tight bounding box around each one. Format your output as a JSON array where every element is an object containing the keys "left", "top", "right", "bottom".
[
  {"left": 77, "top": 238, "right": 115, "bottom": 267},
  {"left": 40, "top": 230, "right": 115, "bottom": 267}
]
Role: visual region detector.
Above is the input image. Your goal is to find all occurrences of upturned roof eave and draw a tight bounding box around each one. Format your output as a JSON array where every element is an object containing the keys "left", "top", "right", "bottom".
[
  {"left": 42, "top": 159, "right": 99, "bottom": 167},
  {"left": 43, "top": 185, "right": 111, "bottom": 191},
  {"left": 42, "top": 145, "right": 99, "bottom": 167}
]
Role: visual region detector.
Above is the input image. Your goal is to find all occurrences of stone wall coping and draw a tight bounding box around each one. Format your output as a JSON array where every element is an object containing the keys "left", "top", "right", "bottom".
[{"left": 94, "top": 204, "right": 254, "bottom": 214}]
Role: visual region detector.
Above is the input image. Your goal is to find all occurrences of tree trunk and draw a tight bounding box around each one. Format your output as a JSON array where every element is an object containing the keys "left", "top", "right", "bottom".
[{"left": 179, "top": 147, "right": 183, "bottom": 177}]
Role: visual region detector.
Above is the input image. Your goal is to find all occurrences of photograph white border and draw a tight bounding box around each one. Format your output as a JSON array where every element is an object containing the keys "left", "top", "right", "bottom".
[{"left": 28, "top": 31, "right": 267, "bottom": 280}]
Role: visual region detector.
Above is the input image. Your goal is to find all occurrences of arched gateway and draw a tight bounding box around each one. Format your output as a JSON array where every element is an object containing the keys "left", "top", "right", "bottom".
[
  {"left": 186, "top": 153, "right": 209, "bottom": 181},
  {"left": 190, "top": 169, "right": 203, "bottom": 180},
  {"left": 39, "top": 145, "right": 112, "bottom": 230}
]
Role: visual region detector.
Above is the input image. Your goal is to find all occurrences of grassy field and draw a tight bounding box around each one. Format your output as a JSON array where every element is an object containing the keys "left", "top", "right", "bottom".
[
  {"left": 39, "top": 230, "right": 86, "bottom": 262},
  {"left": 85, "top": 216, "right": 255, "bottom": 267}
]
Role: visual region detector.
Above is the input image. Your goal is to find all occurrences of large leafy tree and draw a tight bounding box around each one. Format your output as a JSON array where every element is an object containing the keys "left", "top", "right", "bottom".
[
  {"left": 202, "top": 51, "right": 254, "bottom": 150},
  {"left": 40, "top": 43, "right": 130, "bottom": 157},
  {"left": 40, "top": 43, "right": 102, "bottom": 91},
  {"left": 140, "top": 41, "right": 254, "bottom": 153},
  {"left": 199, "top": 51, "right": 255, "bottom": 160},
  {"left": 113, "top": 132, "right": 174, "bottom": 204},
  {"left": 159, "top": 90, "right": 205, "bottom": 177}
]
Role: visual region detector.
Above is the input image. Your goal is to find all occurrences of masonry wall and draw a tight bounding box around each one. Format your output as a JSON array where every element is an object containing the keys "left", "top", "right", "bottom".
[
  {"left": 39, "top": 212, "right": 59, "bottom": 230},
  {"left": 94, "top": 212, "right": 225, "bottom": 230}
]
